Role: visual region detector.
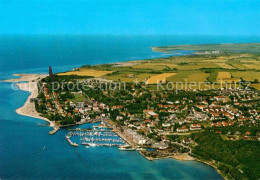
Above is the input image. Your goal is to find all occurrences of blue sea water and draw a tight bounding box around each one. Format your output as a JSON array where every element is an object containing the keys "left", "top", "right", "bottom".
[{"left": 0, "top": 35, "right": 259, "bottom": 179}]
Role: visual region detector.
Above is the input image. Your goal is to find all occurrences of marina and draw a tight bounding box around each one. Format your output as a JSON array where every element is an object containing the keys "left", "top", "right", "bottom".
[{"left": 66, "top": 125, "right": 127, "bottom": 148}]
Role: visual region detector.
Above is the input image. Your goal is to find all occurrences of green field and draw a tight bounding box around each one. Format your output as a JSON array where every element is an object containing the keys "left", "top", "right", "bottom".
[{"left": 70, "top": 94, "right": 87, "bottom": 102}]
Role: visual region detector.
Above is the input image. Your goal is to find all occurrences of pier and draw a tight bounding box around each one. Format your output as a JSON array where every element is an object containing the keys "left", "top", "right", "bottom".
[
  {"left": 49, "top": 126, "right": 60, "bottom": 135},
  {"left": 66, "top": 135, "right": 79, "bottom": 147}
]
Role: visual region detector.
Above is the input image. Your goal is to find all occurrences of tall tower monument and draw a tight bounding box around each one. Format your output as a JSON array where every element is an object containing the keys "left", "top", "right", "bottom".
[{"left": 49, "top": 66, "right": 53, "bottom": 78}]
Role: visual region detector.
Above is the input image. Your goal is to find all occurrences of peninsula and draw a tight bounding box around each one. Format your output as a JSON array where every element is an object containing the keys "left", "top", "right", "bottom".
[{"left": 6, "top": 43, "right": 260, "bottom": 180}]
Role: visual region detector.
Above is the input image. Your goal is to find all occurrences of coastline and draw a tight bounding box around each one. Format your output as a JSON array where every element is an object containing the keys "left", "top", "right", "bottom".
[
  {"left": 194, "top": 158, "right": 227, "bottom": 180},
  {"left": 3, "top": 74, "right": 56, "bottom": 128},
  {"left": 104, "top": 112, "right": 225, "bottom": 179},
  {"left": 3, "top": 73, "right": 225, "bottom": 179},
  {"left": 139, "top": 150, "right": 225, "bottom": 179}
]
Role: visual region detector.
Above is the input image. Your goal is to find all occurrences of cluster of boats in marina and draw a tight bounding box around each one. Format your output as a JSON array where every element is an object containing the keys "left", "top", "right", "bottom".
[
  {"left": 65, "top": 125, "right": 147, "bottom": 151},
  {"left": 81, "top": 137, "right": 124, "bottom": 143},
  {"left": 68, "top": 131, "right": 118, "bottom": 137},
  {"left": 65, "top": 127, "right": 126, "bottom": 148},
  {"left": 82, "top": 142, "right": 120, "bottom": 147}
]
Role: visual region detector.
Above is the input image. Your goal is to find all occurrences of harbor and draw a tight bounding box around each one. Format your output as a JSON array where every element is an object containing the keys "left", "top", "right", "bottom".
[{"left": 65, "top": 123, "right": 127, "bottom": 148}]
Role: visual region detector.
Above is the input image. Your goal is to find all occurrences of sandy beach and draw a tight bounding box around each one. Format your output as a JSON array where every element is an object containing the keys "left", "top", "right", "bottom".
[{"left": 3, "top": 74, "right": 56, "bottom": 127}]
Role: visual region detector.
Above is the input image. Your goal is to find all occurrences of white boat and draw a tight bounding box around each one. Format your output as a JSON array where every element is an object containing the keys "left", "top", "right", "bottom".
[{"left": 88, "top": 143, "right": 97, "bottom": 147}]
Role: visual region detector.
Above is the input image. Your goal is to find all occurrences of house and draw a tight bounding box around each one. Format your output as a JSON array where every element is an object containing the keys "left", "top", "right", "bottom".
[
  {"left": 145, "top": 119, "right": 152, "bottom": 123},
  {"left": 162, "top": 123, "right": 171, "bottom": 127},
  {"left": 116, "top": 116, "right": 123, "bottom": 121},
  {"left": 211, "top": 122, "right": 217, "bottom": 127},
  {"left": 99, "top": 103, "right": 106, "bottom": 109},
  {"left": 217, "top": 121, "right": 222, "bottom": 127},
  {"left": 197, "top": 105, "right": 205, "bottom": 110},
  {"left": 147, "top": 111, "right": 159, "bottom": 119},
  {"left": 190, "top": 123, "right": 201, "bottom": 131},
  {"left": 214, "top": 96, "right": 225, "bottom": 101},
  {"left": 177, "top": 125, "right": 189, "bottom": 133},
  {"left": 222, "top": 121, "right": 229, "bottom": 126},
  {"left": 93, "top": 106, "right": 99, "bottom": 112},
  {"left": 77, "top": 102, "right": 84, "bottom": 108},
  {"left": 182, "top": 139, "right": 190, "bottom": 144},
  {"left": 138, "top": 138, "right": 146, "bottom": 145}
]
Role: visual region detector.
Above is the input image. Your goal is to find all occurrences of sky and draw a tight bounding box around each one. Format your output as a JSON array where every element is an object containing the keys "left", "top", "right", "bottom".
[{"left": 0, "top": 0, "right": 259, "bottom": 35}]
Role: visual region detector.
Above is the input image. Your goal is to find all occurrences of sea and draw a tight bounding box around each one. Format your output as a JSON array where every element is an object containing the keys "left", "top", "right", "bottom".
[{"left": 0, "top": 35, "right": 259, "bottom": 179}]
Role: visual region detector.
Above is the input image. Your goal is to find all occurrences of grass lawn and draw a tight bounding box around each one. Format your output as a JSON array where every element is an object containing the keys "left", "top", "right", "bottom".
[{"left": 71, "top": 93, "right": 87, "bottom": 102}]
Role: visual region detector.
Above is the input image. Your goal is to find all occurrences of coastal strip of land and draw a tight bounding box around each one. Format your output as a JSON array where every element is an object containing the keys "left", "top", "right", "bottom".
[
  {"left": 2, "top": 74, "right": 58, "bottom": 130},
  {"left": 1, "top": 75, "right": 227, "bottom": 179}
]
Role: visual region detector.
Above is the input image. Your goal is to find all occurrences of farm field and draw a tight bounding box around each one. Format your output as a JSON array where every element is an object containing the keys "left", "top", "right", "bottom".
[
  {"left": 242, "top": 64, "right": 260, "bottom": 70},
  {"left": 166, "top": 71, "right": 209, "bottom": 83},
  {"left": 250, "top": 83, "right": 260, "bottom": 90},
  {"left": 58, "top": 68, "right": 113, "bottom": 77},
  {"left": 217, "top": 72, "right": 231, "bottom": 79},
  {"left": 148, "top": 82, "right": 241, "bottom": 91},
  {"left": 186, "top": 72, "right": 210, "bottom": 82},
  {"left": 231, "top": 71, "right": 260, "bottom": 82},
  {"left": 103, "top": 72, "right": 153, "bottom": 83},
  {"left": 177, "top": 62, "right": 218, "bottom": 70},
  {"left": 217, "top": 72, "right": 240, "bottom": 83},
  {"left": 132, "top": 63, "right": 167, "bottom": 71},
  {"left": 216, "top": 63, "right": 236, "bottom": 69},
  {"left": 57, "top": 43, "right": 260, "bottom": 89},
  {"left": 146, "top": 73, "right": 176, "bottom": 84}
]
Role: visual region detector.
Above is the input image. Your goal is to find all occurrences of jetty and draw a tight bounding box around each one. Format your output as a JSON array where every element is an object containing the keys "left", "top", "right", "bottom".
[
  {"left": 66, "top": 135, "right": 79, "bottom": 147},
  {"left": 49, "top": 126, "right": 60, "bottom": 135}
]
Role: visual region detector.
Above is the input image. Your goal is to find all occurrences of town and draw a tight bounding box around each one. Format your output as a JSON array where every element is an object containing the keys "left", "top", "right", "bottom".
[
  {"left": 33, "top": 65, "right": 260, "bottom": 180},
  {"left": 35, "top": 71, "right": 260, "bottom": 144}
]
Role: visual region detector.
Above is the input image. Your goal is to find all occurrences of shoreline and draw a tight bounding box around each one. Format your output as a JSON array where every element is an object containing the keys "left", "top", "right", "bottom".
[
  {"left": 139, "top": 150, "right": 225, "bottom": 179},
  {"left": 194, "top": 158, "right": 227, "bottom": 180},
  {"left": 3, "top": 73, "right": 225, "bottom": 178},
  {"left": 105, "top": 119, "right": 225, "bottom": 178},
  {"left": 3, "top": 74, "right": 56, "bottom": 128}
]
